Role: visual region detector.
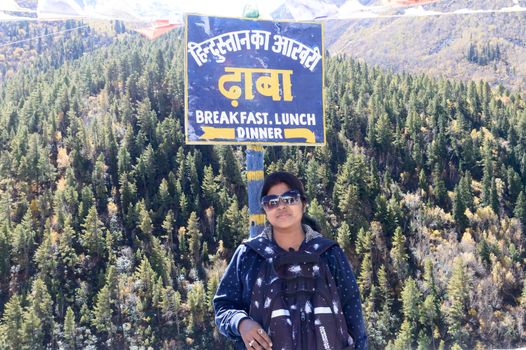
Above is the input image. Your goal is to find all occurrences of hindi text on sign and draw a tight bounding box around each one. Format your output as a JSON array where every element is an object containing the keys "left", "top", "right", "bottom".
[
  {"left": 218, "top": 67, "right": 293, "bottom": 107},
  {"left": 188, "top": 30, "right": 322, "bottom": 72}
]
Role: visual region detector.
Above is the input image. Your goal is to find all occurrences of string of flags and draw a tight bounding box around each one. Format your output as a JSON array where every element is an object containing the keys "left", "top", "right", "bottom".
[{"left": 0, "top": 0, "right": 525, "bottom": 41}]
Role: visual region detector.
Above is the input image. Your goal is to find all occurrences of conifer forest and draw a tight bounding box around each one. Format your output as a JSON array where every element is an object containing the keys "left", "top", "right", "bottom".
[{"left": 0, "top": 21, "right": 525, "bottom": 350}]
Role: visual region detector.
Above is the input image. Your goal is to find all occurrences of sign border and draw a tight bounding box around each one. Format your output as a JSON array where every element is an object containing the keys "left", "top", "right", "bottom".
[{"left": 184, "top": 14, "right": 326, "bottom": 147}]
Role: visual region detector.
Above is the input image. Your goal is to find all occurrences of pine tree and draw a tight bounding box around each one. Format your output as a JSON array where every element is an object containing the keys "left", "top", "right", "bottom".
[
  {"left": 431, "top": 165, "right": 447, "bottom": 208},
  {"left": 459, "top": 172, "right": 473, "bottom": 211},
  {"left": 81, "top": 205, "right": 106, "bottom": 260},
  {"left": 117, "top": 143, "right": 132, "bottom": 175},
  {"left": 136, "top": 98, "right": 158, "bottom": 144},
  {"left": 520, "top": 280, "right": 526, "bottom": 308},
  {"left": 333, "top": 151, "right": 371, "bottom": 231},
  {"left": 20, "top": 306, "right": 44, "bottom": 350},
  {"left": 506, "top": 168, "right": 521, "bottom": 204},
  {"left": 0, "top": 224, "right": 11, "bottom": 289},
  {"left": 481, "top": 141, "right": 493, "bottom": 207},
  {"left": 305, "top": 158, "right": 324, "bottom": 200},
  {"left": 178, "top": 226, "right": 188, "bottom": 263},
  {"left": 490, "top": 177, "right": 499, "bottom": 213},
  {"left": 418, "top": 169, "right": 427, "bottom": 193},
  {"left": 133, "top": 256, "right": 162, "bottom": 345},
  {"left": 336, "top": 221, "right": 351, "bottom": 251},
  {"left": 34, "top": 227, "right": 57, "bottom": 283},
  {"left": 363, "top": 284, "right": 382, "bottom": 348},
  {"left": 92, "top": 153, "right": 108, "bottom": 212},
  {"left": 119, "top": 172, "right": 137, "bottom": 220},
  {"left": 358, "top": 250, "right": 373, "bottom": 298},
  {"left": 161, "top": 210, "right": 175, "bottom": 249},
  {"left": 400, "top": 277, "right": 421, "bottom": 342},
  {"left": 92, "top": 284, "right": 114, "bottom": 335},
  {"left": 25, "top": 278, "right": 54, "bottom": 348},
  {"left": 377, "top": 265, "right": 396, "bottom": 344},
  {"left": 393, "top": 319, "right": 413, "bottom": 350},
  {"left": 79, "top": 303, "right": 91, "bottom": 327},
  {"left": 366, "top": 112, "right": 377, "bottom": 147},
  {"left": 376, "top": 111, "right": 393, "bottom": 154},
  {"left": 356, "top": 227, "right": 372, "bottom": 256},
  {"left": 201, "top": 165, "right": 219, "bottom": 207},
  {"left": 149, "top": 236, "right": 171, "bottom": 284},
  {"left": 446, "top": 257, "right": 469, "bottom": 347},
  {"left": 79, "top": 185, "right": 95, "bottom": 220},
  {"left": 218, "top": 146, "right": 244, "bottom": 198},
  {"left": 185, "top": 280, "right": 207, "bottom": 335},
  {"left": 421, "top": 259, "right": 441, "bottom": 349},
  {"left": 187, "top": 212, "right": 202, "bottom": 269},
  {"left": 63, "top": 306, "right": 77, "bottom": 350},
  {"left": 12, "top": 209, "right": 36, "bottom": 280},
  {"left": 307, "top": 198, "right": 330, "bottom": 237},
  {"left": 157, "top": 178, "right": 172, "bottom": 219},
  {"left": 417, "top": 330, "right": 431, "bottom": 350},
  {"left": 179, "top": 192, "right": 189, "bottom": 223},
  {"left": 0, "top": 294, "right": 23, "bottom": 350},
  {"left": 390, "top": 227, "right": 409, "bottom": 280},
  {"left": 137, "top": 201, "right": 153, "bottom": 238},
  {"left": 453, "top": 184, "right": 468, "bottom": 233},
  {"left": 135, "top": 144, "right": 157, "bottom": 196},
  {"left": 514, "top": 190, "right": 526, "bottom": 228},
  {"left": 160, "top": 286, "right": 180, "bottom": 337},
  {"left": 451, "top": 344, "right": 463, "bottom": 350}
]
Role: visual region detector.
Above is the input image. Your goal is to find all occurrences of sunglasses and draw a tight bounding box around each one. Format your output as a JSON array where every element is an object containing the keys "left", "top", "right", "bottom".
[{"left": 261, "top": 190, "right": 302, "bottom": 211}]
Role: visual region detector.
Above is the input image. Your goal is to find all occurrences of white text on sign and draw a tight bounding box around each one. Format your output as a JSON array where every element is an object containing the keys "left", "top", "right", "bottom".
[
  {"left": 195, "top": 110, "right": 317, "bottom": 126},
  {"left": 188, "top": 30, "right": 322, "bottom": 72}
]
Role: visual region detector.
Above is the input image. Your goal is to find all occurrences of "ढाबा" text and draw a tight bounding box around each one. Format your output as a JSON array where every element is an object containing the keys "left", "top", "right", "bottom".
[{"left": 194, "top": 110, "right": 316, "bottom": 126}]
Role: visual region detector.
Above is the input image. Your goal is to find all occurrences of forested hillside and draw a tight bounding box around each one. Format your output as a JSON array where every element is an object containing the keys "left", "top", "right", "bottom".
[
  {"left": 0, "top": 23, "right": 525, "bottom": 350},
  {"left": 327, "top": 0, "right": 526, "bottom": 91},
  {"left": 0, "top": 20, "right": 115, "bottom": 81}
]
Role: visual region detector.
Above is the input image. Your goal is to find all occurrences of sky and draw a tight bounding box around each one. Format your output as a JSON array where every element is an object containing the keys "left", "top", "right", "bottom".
[{"left": 1, "top": 0, "right": 526, "bottom": 22}]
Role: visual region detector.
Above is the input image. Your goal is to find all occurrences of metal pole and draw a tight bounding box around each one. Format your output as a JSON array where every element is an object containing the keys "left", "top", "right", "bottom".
[
  {"left": 243, "top": 3, "right": 265, "bottom": 239},
  {"left": 246, "top": 146, "right": 265, "bottom": 238}
]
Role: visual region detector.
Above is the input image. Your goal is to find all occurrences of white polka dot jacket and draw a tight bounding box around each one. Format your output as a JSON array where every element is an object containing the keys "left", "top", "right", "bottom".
[{"left": 213, "top": 224, "right": 368, "bottom": 350}]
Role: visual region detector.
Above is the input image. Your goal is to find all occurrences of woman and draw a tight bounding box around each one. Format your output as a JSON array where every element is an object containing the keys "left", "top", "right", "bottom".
[{"left": 214, "top": 171, "right": 368, "bottom": 349}]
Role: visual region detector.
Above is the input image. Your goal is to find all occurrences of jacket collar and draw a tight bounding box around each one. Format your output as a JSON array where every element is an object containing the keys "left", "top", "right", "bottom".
[{"left": 258, "top": 224, "right": 322, "bottom": 243}]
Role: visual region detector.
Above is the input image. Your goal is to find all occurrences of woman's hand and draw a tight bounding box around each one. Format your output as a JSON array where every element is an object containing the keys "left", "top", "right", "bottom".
[{"left": 239, "top": 318, "right": 273, "bottom": 349}]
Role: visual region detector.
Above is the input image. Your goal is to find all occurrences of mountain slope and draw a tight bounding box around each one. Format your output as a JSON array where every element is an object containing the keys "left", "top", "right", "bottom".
[{"left": 326, "top": 0, "right": 526, "bottom": 90}]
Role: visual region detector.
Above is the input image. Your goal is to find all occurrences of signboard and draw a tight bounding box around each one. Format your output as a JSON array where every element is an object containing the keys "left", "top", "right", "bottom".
[{"left": 185, "top": 15, "right": 325, "bottom": 145}]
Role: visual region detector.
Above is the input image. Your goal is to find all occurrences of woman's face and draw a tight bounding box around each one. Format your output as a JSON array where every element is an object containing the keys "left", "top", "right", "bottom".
[{"left": 263, "top": 182, "right": 304, "bottom": 231}]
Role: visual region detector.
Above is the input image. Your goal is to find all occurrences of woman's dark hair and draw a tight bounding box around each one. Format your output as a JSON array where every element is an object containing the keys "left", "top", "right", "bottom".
[{"left": 260, "top": 171, "right": 322, "bottom": 233}]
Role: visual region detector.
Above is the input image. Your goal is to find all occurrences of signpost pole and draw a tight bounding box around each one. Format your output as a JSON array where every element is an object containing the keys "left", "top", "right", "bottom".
[
  {"left": 247, "top": 146, "right": 265, "bottom": 238},
  {"left": 243, "top": 4, "right": 265, "bottom": 239}
]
